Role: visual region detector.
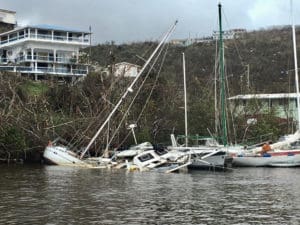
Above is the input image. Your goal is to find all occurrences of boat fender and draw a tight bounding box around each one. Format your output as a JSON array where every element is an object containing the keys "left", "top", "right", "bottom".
[{"left": 128, "top": 165, "right": 139, "bottom": 172}]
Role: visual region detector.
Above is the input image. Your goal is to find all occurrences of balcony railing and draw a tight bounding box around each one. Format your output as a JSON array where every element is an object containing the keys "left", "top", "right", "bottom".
[
  {"left": 3, "top": 55, "right": 76, "bottom": 63},
  {"left": 0, "top": 58, "right": 8, "bottom": 63},
  {"left": 0, "top": 65, "right": 87, "bottom": 75},
  {"left": 0, "top": 33, "right": 89, "bottom": 45},
  {"left": 35, "top": 67, "right": 88, "bottom": 75}
]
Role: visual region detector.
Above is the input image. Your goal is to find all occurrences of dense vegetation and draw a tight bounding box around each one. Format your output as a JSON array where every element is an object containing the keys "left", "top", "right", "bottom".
[{"left": 0, "top": 26, "right": 299, "bottom": 162}]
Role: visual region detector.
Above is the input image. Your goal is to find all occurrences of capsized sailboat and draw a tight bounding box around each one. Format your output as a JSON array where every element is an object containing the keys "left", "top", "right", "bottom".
[
  {"left": 43, "top": 21, "right": 179, "bottom": 167},
  {"left": 129, "top": 147, "right": 191, "bottom": 173},
  {"left": 167, "top": 134, "right": 230, "bottom": 169},
  {"left": 43, "top": 138, "right": 112, "bottom": 168}
]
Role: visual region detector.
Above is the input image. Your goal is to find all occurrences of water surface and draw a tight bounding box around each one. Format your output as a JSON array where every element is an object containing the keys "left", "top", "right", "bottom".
[{"left": 0, "top": 165, "right": 299, "bottom": 224}]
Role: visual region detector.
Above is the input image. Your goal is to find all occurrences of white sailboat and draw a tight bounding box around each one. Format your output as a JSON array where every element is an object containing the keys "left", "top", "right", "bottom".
[
  {"left": 231, "top": 0, "right": 300, "bottom": 167},
  {"left": 167, "top": 46, "right": 230, "bottom": 169},
  {"left": 43, "top": 139, "right": 90, "bottom": 167},
  {"left": 43, "top": 21, "right": 178, "bottom": 167}
]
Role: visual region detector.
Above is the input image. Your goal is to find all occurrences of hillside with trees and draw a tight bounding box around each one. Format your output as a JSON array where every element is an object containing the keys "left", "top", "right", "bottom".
[{"left": 0, "top": 26, "right": 299, "bottom": 162}]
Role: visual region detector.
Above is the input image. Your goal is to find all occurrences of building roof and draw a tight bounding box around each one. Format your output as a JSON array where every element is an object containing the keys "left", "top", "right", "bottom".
[
  {"left": 228, "top": 93, "right": 300, "bottom": 100},
  {"left": 31, "top": 24, "right": 89, "bottom": 33},
  {"left": 0, "top": 24, "right": 90, "bottom": 36},
  {"left": 0, "top": 9, "right": 16, "bottom": 14}
]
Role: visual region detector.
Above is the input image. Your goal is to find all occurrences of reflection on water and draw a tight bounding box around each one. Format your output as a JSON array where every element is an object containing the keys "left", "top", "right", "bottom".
[{"left": 0, "top": 165, "right": 300, "bottom": 224}]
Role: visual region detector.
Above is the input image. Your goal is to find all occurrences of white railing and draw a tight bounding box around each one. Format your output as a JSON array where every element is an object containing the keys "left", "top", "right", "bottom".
[
  {"left": 56, "top": 57, "right": 74, "bottom": 63},
  {"left": 36, "top": 34, "right": 52, "bottom": 39},
  {"left": 53, "top": 35, "right": 67, "bottom": 41},
  {"left": 36, "top": 67, "right": 87, "bottom": 75},
  {"left": 0, "top": 33, "right": 89, "bottom": 45},
  {"left": 72, "top": 69, "right": 88, "bottom": 74},
  {"left": 0, "top": 39, "right": 8, "bottom": 44},
  {"left": 9, "top": 36, "right": 18, "bottom": 41},
  {"left": 0, "top": 65, "right": 88, "bottom": 75},
  {"left": 11, "top": 55, "right": 73, "bottom": 63},
  {"left": 29, "top": 66, "right": 87, "bottom": 75},
  {"left": 0, "top": 58, "right": 8, "bottom": 63},
  {"left": 34, "top": 55, "right": 55, "bottom": 62},
  {"left": 1, "top": 55, "right": 83, "bottom": 66}
]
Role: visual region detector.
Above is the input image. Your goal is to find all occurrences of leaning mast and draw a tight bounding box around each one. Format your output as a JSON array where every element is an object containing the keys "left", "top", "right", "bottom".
[{"left": 80, "top": 21, "right": 178, "bottom": 159}]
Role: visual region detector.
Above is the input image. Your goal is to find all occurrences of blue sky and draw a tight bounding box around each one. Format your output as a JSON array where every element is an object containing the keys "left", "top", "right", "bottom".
[{"left": 1, "top": 0, "right": 300, "bottom": 44}]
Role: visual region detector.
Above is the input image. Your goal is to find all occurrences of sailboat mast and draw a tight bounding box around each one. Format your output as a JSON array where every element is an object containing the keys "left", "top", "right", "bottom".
[
  {"left": 218, "top": 3, "right": 228, "bottom": 146},
  {"left": 214, "top": 39, "right": 219, "bottom": 135},
  {"left": 80, "top": 21, "right": 178, "bottom": 159},
  {"left": 182, "top": 52, "right": 188, "bottom": 147},
  {"left": 291, "top": 0, "right": 300, "bottom": 130}
]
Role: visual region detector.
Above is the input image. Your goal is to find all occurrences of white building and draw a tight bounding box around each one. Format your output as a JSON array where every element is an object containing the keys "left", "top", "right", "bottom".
[
  {"left": 169, "top": 38, "right": 192, "bottom": 46},
  {"left": 228, "top": 93, "right": 299, "bottom": 121},
  {"left": 213, "top": 29, "right": 246, "bottom": 40},
  {"left": 0, "top": 9, "right": 16, "bottom": 25},
  {"left": 114, "top": 62, "right": 141, "bottom": 77},
  {"left": 170, "top": 28, "right": 246, "bottom": 46},
  {"left": 0, "top": 24, "right": 91, "bottom": 80}
]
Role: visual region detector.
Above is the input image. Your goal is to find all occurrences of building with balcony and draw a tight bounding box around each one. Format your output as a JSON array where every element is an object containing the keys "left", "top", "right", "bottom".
[{"left": 0, "top": 24, "right": 91, "bottom": 81}]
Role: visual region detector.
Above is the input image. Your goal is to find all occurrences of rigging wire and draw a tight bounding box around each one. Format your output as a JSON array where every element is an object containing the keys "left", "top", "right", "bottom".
[
  {"left": 106, "top": 41, "right": 170, "bottom": 149},
  {"left": 113, "top": 43, "right": 170, "bottom": 149},
  {"left": 66, "top": 41, "right": 160, "bottom": 149},
  {"left": 222, "top": 8, "right": 245, "bottom": 67}
]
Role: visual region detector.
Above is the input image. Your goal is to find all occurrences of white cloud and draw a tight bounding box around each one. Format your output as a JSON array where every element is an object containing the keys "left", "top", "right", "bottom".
[
  {"left": 248, "top": 0, "right": 290, "bottom": 28},
  {"left": 2, "top": 0, "right": 300, "bottom": 43}
]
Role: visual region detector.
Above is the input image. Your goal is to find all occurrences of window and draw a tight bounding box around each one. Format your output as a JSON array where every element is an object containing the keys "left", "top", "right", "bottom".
[
  {"left": 154, "top": 149, "right": 168, "bottom": 156},
  {"left": 138, "top": 153, "right": 154, "bottom": 162}
]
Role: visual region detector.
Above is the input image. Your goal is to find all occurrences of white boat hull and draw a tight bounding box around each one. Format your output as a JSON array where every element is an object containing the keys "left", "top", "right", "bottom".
[
  {"left": 43, "top": 145, "right": 89, "bottom": 167},
  {"left": 168, "top": 146, "right": 229, "bottom": 170},
  {"left": 189, "top": 152, "right": 229, "bottom": 169},
  {"left": 232, "top": 150, "right": 300, "bottom": 167}
]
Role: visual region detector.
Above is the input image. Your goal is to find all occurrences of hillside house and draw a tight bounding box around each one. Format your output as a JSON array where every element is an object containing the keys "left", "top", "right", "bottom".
[
  {"left": 0, "top": 24, "right": 91, "bottom": 81},
  {"left": 212, "top": 29, "right": 246, "bottom": 40},
  {"left": 0, "top": 9, "right": 16, "bottom": 31},
  {"left": 114, "top": 62, "right": 141, "bottom": 77},
  {"left": 228, "top": 93, "right": 299, "bottom": 122},
  {"left": 170, "top": 28, "right": 246, "bottom": 46}
]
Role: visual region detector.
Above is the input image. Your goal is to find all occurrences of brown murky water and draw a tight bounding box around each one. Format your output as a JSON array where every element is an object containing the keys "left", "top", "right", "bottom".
[{"left": 0, "top": 165, "right": 300, "bottom": 224}]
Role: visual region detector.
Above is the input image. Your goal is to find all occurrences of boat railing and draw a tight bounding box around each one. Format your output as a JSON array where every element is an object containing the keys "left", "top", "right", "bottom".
[
  {"left": 240, "top": 133, "right": 273, "bottom": 148},
  {"left": 176, "top": 134, "right": 221, "bottom": 146}
]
